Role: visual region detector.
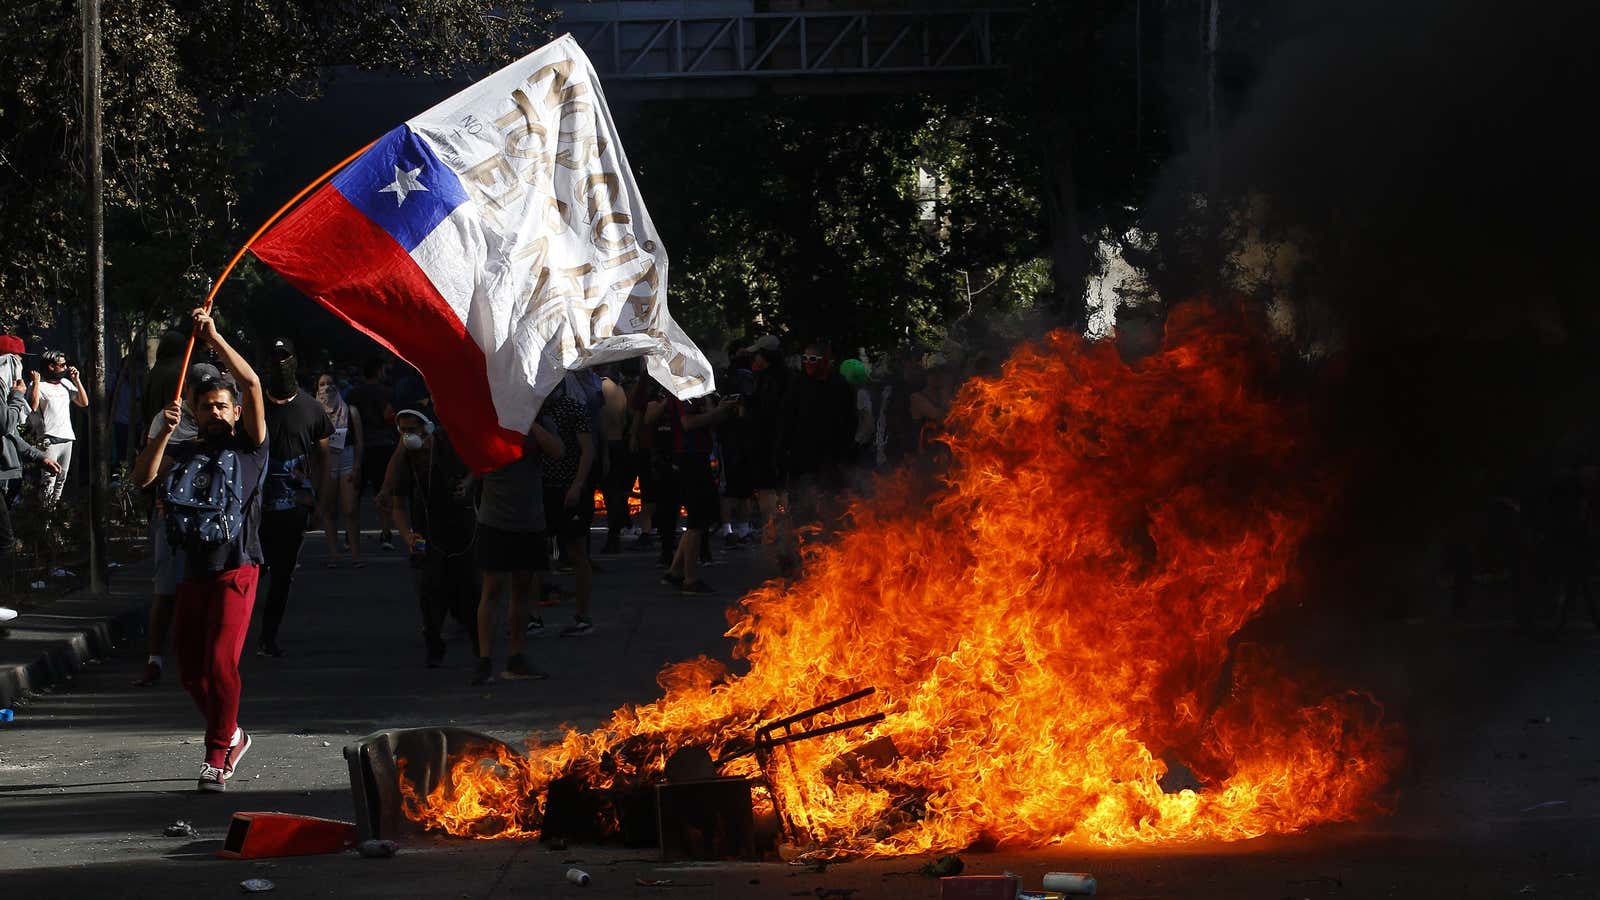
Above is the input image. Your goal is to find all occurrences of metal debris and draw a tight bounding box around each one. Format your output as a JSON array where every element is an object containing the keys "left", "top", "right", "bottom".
[
  {"left": 164, "top": 820, "right": 198, "bottom": 838},
  {"left": 357, "top": 839, "right": 398, "bottom": 858}
]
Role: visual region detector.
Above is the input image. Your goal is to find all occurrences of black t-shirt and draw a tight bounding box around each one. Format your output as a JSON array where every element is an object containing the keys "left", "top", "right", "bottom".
[
  {"left": 541, "top": 394, "right": 591, "bottom": 487},
  {"left": 264, "top": 393, "right": 332, "bottom": 513},
  {"left": 347, "top": 381, "right": 395, "bottom": 448},
  {"left": 391, "top": 430, "right": 477, "bottom": 555},
  {"left": 167, "top": 432, "right": 270, "bottom": 579}
]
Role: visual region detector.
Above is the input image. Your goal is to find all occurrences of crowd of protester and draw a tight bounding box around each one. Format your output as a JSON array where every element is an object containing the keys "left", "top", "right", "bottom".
[
  {"left": 4, "top": 327, "right": 961, "bottom": 667},
  {"left": 8, "top": 313, "right": 1600, "bottom": 792}
]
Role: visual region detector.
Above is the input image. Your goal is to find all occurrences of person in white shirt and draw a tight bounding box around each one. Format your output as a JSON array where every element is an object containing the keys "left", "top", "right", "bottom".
[
  {"left": 29, "top": 350, "right": 88, "bottom": 503},
  {"left": 130, "top": 364, "right": 204, "bottom": 688}
]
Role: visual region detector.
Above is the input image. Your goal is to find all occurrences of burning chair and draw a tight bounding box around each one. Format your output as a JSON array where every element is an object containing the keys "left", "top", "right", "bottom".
[{"left": 344, "top": 690, "right": 887, "bottom": 860}]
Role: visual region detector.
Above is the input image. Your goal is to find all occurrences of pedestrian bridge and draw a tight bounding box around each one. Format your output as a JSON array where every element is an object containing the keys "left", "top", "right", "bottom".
[{"left": 549, "top": 1, "right": 1024, "bottom": 97}]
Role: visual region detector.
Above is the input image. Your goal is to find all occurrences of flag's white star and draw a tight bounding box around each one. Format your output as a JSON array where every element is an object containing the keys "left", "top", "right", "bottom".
[{"left": 379, "top": 165, "right": 429, "bottom": 205}]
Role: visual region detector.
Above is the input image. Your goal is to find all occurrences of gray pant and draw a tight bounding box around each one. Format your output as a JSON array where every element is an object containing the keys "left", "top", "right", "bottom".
[{"left": 41, "top": 440, "right": 72, "bottom": 504}]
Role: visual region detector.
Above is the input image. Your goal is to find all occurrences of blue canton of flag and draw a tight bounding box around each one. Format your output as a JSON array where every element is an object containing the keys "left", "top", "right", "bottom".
[{"left": 331, "top": 126, "right": 470, "bottom": 252}]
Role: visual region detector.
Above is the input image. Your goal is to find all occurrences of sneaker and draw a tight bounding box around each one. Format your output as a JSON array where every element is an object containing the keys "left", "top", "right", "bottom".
[
  {"left": 379, "top": 531, "right": 396, "bottom": 551},
  {"left": 131, "top": 660, "right": 163, "bottom": 687},
  {"left": 0, "top": 606, "right": 17, "bottom": 623},
  {"left": 501, "top": 653, "right": 549, "bottom": 681},
  {"left": 223, "top": 728, "right": 251, "bottom": 780},
  {"left": 559, "top": 616, "right": 594, "bottom": 637},
  {"left": 525, "top": 616, "right": 546, "bottom": 636},
  {"left": 660, "top": 572, "right": 684, "bottom": 588},
  {"left": 470, "top": 658, "right": 494, "bottom": 686},
  {"left": 680, "top": 579, "right": 717, "bottom": 595},
  {"left": 198, "top": 763, "right": 226, "bottom": 793},
  {"left": 552, "top": 560, "right": 575, "bottom": 575},
  {"left": 256, "top": 639, "right": 285, "bottom": 658},
  {"left": 425, "top": 639, "right": 446, "bottom": 668}
]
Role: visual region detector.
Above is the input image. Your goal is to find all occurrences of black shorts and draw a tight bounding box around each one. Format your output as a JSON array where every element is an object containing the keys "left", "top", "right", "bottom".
[
  {"left": 542, "top": 484, "right": 594, "bottom": 541},
  {"left": 721, "top": 454, "right": 755, "bottom": 500},
  {"left": 475, "top": 522, "right": 548, "bottom": 573},
  {"left": 361, "top": 443, "right": 395, "bottom": 495},
  {"left": 674, "top": 453, "right": 719, "bottom": 531}
]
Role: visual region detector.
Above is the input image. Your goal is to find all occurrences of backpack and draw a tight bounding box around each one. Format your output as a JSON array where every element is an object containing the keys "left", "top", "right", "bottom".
[{"left": 164, "top": 444, "right": 252, "bottom": 552}]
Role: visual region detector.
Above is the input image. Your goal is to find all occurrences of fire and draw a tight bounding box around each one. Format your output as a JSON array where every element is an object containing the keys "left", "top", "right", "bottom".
[
  {"left": 593, "top": 481, "right": 643, "bottom": 517},
  {"left": 403, "top": 304, "right": 1402, "bottom": 851}
]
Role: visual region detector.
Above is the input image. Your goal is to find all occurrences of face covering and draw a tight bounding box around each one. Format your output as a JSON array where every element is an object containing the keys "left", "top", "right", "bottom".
[
  {"left": 44, "top": 368, "right": 65, "bottom": 382},
  {"left": 401, "top": 432, "right": 425, "bottom": 451},
  {"left": 201, "top": 418, "right": 234, "bottom": 441},
  {"left": 265, "top": 359, "right": 298, "bottom": 399}
]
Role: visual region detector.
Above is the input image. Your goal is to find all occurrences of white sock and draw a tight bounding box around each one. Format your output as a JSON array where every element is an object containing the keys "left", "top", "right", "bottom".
[{"left": 148, "top": 654, "right": 163, "bottom": 668}]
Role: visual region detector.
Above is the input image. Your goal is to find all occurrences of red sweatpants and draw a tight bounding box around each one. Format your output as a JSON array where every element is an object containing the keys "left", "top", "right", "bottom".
[{"left": 174, "top": 565, "right": 260, "bottom": 767}]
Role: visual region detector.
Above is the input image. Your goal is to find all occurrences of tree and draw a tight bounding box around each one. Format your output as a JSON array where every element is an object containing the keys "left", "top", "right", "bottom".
[
  {"left": 625, "top": 91, "right": 1055, "bottom": 356},
  {"left": 0, "top": 0, "right": 554, "bottom": 338}
]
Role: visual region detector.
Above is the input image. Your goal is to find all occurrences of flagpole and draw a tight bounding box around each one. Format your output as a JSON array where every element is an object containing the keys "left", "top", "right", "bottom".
[{"left": 173, "top": 138, "right": 377, "bottom": 401}]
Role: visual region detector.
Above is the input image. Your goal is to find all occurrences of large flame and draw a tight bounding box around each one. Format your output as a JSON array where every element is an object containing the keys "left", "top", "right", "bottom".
[{"left": 403, "top": 305, "right": 1402, "bottom": 851}]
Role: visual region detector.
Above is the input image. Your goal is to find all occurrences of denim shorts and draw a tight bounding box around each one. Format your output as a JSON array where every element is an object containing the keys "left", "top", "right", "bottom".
[{"left": 151, "top": 512, "right": 187, "bottom": 596}]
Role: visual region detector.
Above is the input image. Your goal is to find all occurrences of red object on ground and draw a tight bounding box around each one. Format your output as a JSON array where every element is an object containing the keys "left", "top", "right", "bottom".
[
  {"left": 217, "top": 812, "right": 359, "bottom": 859},
  {"left": 940, "top": 875, "right": 1021, "bottom": 900}
]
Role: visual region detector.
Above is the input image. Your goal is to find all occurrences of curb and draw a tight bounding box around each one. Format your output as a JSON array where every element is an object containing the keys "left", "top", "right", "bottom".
[{"left": 0, "top": 570, "right": 149, "bottom": 710}]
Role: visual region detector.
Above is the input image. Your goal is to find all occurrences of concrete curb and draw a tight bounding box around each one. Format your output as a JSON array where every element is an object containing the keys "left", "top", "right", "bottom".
[{"left": 0, "top": 570, "right": 148, "bottom": 710}]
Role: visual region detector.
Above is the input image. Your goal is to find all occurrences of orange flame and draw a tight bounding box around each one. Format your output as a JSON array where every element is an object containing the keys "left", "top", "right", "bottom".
[{"left": 403, "top": 305, "right": 1402, "bottom": 851}]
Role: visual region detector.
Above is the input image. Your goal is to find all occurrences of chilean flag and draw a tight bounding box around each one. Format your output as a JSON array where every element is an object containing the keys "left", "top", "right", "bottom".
[{"left": 252, "top": 35, "right": 712, "bottom": 473}]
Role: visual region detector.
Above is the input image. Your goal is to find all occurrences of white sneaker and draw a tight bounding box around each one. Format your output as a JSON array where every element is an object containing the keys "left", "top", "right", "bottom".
[
  {"left": 198, "top": 763, "right": 226, "bottom": 793},
  {"left": 223, "top": 728, "right": 251, "bottom": 780},
  {"left": 0, "top": 607, "right": 17, "bottom": 623}
]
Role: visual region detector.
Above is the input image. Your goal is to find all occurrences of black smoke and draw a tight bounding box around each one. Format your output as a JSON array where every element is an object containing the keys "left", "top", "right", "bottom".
[{"left": 1144, "top": 0, "right": 1598, "bottom": 616}]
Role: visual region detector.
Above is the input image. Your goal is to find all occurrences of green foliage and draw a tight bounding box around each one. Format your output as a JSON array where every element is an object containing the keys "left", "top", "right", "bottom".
[
  {"left": 0, "top": 0, "right": 554, "bottom": 335},
  {"left": 631, "top": 93, "right": 1053, "bottom": 355}
]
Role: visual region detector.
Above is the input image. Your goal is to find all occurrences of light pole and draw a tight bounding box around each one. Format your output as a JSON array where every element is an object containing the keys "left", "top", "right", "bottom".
[{"left": 83, "top": 0, "right": 109, "bottom": 595}]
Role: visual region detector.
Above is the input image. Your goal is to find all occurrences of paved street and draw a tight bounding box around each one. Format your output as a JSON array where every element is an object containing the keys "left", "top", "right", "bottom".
[{"left": 3, "top": 517, "right": 1599, "bottom": 898}]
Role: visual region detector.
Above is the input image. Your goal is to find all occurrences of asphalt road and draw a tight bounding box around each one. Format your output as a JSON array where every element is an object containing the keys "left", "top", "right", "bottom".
[{"left": 2, "top": 519, "right": 1597, "bottom": 898}]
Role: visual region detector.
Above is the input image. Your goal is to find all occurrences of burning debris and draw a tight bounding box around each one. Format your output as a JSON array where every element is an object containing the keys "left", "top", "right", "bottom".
[{"left": 399, "top": 305, "right": 1403, "bottom": 853}]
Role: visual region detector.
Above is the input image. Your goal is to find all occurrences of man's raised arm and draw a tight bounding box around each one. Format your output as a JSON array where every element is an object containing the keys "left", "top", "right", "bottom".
[{"left": 190, "top": 307, "right": 265, "bottom": 446}]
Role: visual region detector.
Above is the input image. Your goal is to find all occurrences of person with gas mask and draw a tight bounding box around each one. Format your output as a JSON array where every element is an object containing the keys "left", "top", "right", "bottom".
[
  {"left": 1, "top": 335, "right": 64, "bottom": 620},
  {"left": 255, "top": 337, "right": 332, "bottom": 658},
  {"left": 28, "top": 349, "right": 89, "bottom": 504},
  {"left": 387, "top": 409, "right": 480, "bottom": 667}
]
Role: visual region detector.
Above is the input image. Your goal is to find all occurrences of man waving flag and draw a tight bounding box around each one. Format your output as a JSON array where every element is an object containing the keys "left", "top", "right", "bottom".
[{"left": 252, "top": 35, "right": 712, "bottom": 472}]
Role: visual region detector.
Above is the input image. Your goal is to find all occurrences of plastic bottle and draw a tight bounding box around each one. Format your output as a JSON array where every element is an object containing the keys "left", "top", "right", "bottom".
[
  {"left": 565, "top": 867, "right": 590, "bottom": 886},
  {"left": 1041, "top": 872, "right": 1097, "bottom": 895}
]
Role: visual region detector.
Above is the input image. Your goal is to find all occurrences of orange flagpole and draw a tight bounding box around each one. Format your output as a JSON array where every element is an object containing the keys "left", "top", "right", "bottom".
[{"left": 173, "top": 138, "right": 378, "bottom": 402}]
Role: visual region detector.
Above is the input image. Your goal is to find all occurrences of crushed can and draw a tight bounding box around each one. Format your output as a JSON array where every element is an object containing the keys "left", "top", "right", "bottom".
[{"left": 1042, "top": 872, "right": 1097, "bottom": 895}]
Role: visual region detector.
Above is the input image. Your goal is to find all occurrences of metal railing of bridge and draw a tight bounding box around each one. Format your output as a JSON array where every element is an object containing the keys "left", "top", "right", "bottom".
[{"left": 556, "top": 7, "right": 1026, "bottom": 81}]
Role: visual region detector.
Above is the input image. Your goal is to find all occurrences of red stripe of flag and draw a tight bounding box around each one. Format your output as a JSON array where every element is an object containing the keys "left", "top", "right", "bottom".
[{"left": 251, "top": 185, "right": 526, "bottom": 473}]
